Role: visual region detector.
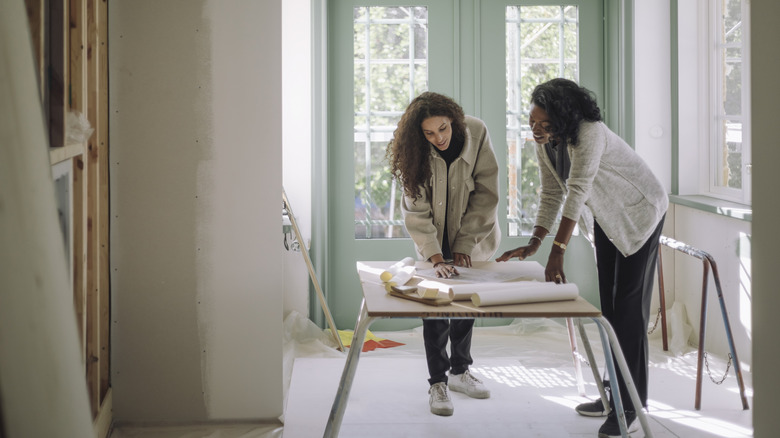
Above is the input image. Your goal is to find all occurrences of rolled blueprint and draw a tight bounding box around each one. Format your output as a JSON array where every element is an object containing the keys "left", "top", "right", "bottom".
[
  {"left": 384, "top": 265, "right": 416, "bottom": 291},
  {"left": 380, "top": 257, "right": 416, "bottom": 282},
  {"left": 469, "top": 282, "right": 579, "bottom": 307}
]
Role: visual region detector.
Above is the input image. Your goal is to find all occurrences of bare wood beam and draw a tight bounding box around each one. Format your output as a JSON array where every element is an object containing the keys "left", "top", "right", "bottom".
[
  {"left": 49, "top": 142, "right": 85, "bottom": 165},
  {"left": 95, "top": 0, "right": 111, "bottom": 404},
  {"left": 69, "top": 0, "right": 86, "bottom": 115},
  {"left": 72, "top": 156, "right": 87, "bottom": 359}
]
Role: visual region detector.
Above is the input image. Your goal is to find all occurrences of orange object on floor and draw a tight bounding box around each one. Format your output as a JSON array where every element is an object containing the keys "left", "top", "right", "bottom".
[{"left": 338, "top": 330, "right": 405, "bottom": 352}]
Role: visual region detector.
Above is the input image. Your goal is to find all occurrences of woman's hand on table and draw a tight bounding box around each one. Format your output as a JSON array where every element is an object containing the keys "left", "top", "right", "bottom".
[
  {"left": 495, "top": 244, "right": 538, "bottom": 262},
  {"left": 452, "top": 253, "right": 472, "bottom": 268},
  {"left": 545, "top": 252, "right": 566, "bottom": 284},
  {"left": 433, "top": 261, "right": 459, "bottom": 278}
]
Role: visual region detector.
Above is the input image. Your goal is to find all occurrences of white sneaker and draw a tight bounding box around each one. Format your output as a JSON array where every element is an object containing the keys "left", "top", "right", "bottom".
[
  {"left": 448, "top": 370, "right": 490, "bottom": 399},
  {"left": 428, "top": 382, "right": 454, "bottom": 416}
]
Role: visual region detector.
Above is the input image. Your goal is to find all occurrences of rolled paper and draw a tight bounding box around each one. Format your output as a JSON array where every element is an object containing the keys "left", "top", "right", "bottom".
[
  {"left": 355, "top": 262, "right": 385, "bottom": 284},
  {"left": 384, "top": 265, "right": 416, "bottom": 291},
  {"left": 415, "top": 279, "right": 450, "bottom": 297},
  {"left": 416, "top": 284, "right": 445, "bottom": 299},
  {"left": 470, "top": 282, "right": 579, "bottom": 307},
  {"left": 380, "top": 257, "right": 416, "bottom": 282}
]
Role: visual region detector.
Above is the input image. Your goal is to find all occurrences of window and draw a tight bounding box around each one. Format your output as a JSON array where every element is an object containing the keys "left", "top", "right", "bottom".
[
  {"left": 352, "top": 3, "right": 597, "bottom": 238},
  {"left": 326, "top": 0, "right": 607, "bottom": 329},
  {"left": 353, "top": 6, "right": 428, "bottom": 239},
  {"left": 506, "top": 5, "right": 580, "bottom": 236},
  {"left": 709, "top": 0, "right": 750, "bottom": 201},
  {"left": 678, "top": 0, "right": 751, "bottom": 205}
]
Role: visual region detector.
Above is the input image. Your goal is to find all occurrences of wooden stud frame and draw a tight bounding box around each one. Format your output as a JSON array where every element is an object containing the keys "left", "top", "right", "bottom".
[{"left": 25, "top": 0, "right": 112, "bottom": 436}]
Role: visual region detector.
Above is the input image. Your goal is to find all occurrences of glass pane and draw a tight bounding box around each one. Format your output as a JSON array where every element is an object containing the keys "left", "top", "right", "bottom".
[
  {"left": 506, "top": 5, "right": 579, "bottom": 236},
  {"left": 354, "top": 62, "right": 366, "bottom": 119},
  {"left": 715, "top": 120, "right": 743, "bottom": 190},
  {"left": 372, "top": 22, "right": 411, "bottom": 59},
  {"left": 354, "top": 6, "right": 427, "bottom": 239},
  {"left": 369, "top": 64, "right": 411, "bottom": 111},
  {"left": 354, "top": 6, "right": 367, "bottom": 22},
  {"left": 723, "top": 0, "right": 742, "bottom": 44},
  {"left": 723, "top": 47, "right": 742, "bottom": 115},
  {"left": 713, "top": 0, "right": 746, "bottom": 194},
  {"left": 413, "top": 22, "right": 428, "bottom": 59}
]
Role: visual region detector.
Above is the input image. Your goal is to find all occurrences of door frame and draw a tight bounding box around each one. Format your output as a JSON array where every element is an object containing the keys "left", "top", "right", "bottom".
[{"left": 312, "top": 0, "right": 634, "bottom": 329}]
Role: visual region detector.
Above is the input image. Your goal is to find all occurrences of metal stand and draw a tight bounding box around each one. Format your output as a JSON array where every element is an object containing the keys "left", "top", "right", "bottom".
[{"left": 656, "top": 236, "right": 749, "bottom": 410}]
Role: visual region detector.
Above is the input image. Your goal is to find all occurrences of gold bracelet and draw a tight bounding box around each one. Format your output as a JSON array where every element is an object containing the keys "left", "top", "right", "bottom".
[{"left": 553, "top": 240, "right": 567, "bottom": 251}]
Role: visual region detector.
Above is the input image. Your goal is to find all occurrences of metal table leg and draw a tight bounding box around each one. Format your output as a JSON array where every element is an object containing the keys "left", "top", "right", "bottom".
[
  {"left": 592, "top": 316, "right": 654, "bottom": 438},
  {"left": 567, "top": 317, "right": 586, "bottom": 396},
  {"left": 323, "top": 299, "right": 377, "bottom": 438},
  {"left": 577, "top": 319, "right": 610, "bottom": 413}
]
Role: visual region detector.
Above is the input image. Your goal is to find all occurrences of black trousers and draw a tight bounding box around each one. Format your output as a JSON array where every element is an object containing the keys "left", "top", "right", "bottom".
[
  {"left": 423, "top": 318, "right": 474, "bottom": 385},
  {"left": 594, "top": 214, "right": 665, "bottom": 412}
]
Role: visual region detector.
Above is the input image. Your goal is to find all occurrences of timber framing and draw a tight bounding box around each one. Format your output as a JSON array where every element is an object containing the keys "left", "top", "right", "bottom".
[{"left": 25, "top": 0, "right": 112, "bottom": 436}]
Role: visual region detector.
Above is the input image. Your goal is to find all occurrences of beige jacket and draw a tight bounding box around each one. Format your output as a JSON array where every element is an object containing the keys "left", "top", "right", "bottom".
[{"left": 402, "top": 116, "right": 501, "bottom": 262}]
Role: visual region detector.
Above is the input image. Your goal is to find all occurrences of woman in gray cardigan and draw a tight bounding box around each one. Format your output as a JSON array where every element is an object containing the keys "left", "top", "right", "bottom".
[
  {"left": 387, "top": 92, "right": 500, "bottom": 417},
  {"left": 497, "top": 78, "right": 668, "bottom": 438}
]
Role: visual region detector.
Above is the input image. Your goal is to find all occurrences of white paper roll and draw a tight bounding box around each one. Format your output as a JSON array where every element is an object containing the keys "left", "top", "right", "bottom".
[
  {"left": 469, "top": 282, "right": 579, "bottom": 307},
  {"left": 384, "top": 265, "right": 416, "bottom": 291},
  {"left": 380, "top": 257, "right": 416, "bottom": 282}
]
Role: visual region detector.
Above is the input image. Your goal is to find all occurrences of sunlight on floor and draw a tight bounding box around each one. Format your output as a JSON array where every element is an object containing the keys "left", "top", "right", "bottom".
[
  {"left": 475, "top": 361, "right": 753, "bottom": 437},
  {"left": 648, "top": 400, "right": 752, "bottom": 438},
  {"left": 473, "top": 364, "right": 579, "bottom": 389},
  {"left": 542, "top": 394, "right": 597, "bottom": 410}
]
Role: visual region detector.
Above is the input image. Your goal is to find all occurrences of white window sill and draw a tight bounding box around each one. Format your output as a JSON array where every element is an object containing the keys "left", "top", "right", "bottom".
[{"left": 669, "top": 195, "right": 752, "bottom": 222}]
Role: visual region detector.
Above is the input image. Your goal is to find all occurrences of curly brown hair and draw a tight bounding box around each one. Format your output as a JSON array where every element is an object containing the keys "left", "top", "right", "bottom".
[{"left": 386, "top": 92, "right": 466, "bottom": 200}]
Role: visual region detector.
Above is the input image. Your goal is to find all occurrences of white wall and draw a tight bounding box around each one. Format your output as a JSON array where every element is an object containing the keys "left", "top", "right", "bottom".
[
  {"left": 109, "top": 0, "right": 283, "bottom": 422},
  {"left": 0, "top": 2, "right": 94, "bottom": 436},
  {"left": 634, "top": 1, "right": 672, "bottom": 193},
  {"left": 282, "top": 0, "right": 313, "bottom": 319},
  {"left": 634, "top": 1, "right": 752, "bottom": 365}
]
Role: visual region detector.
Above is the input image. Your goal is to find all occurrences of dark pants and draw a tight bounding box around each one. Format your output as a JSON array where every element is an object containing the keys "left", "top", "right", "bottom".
[
  {"left": 594, "top": 214, "right": 665, "bottom": 412},
  {"left": 423, "top": 318, "right": 474, "bottom": 385}
]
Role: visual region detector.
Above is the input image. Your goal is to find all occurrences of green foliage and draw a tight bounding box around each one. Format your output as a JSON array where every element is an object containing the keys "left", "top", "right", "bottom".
[{"left": 353, "top": 7, "right": 428, "bottom": 237}]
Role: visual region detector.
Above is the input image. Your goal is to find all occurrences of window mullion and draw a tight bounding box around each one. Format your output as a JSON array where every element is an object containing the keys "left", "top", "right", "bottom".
[{"left": 364, "top": 12, "right": 373, "bottom": 238}]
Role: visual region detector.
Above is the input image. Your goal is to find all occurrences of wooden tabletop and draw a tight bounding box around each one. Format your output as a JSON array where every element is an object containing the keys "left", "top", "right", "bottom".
[{"left": 356, "top": 261, "right": 601, "bottom": 319}]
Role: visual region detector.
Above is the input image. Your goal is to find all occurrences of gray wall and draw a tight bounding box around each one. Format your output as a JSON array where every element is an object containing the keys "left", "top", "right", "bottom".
[
  {"left": 109, "top": 0, "right": 283, "bottom": 422},
  {"left": 751, "top": 0, "right": 780, "bottom": 435}
]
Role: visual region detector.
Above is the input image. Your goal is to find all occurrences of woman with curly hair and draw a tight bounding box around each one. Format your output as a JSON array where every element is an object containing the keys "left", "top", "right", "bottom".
[
  {"left": 497, "top": 78, "right": 668, "bottom": 438},
  {"left": 387, "top": 91, "right": 500, "bottom": 417}
]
